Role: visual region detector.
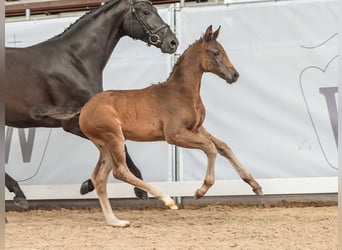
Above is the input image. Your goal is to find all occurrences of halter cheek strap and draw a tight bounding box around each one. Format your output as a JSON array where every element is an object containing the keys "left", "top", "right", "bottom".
[{"left": 129, "top": 0, "right": 169, "bottom": 46}]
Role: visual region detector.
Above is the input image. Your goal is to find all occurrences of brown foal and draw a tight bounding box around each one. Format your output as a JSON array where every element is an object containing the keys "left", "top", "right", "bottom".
[{"left": 79, "top": 25, "right": 263, "bottom": 227}]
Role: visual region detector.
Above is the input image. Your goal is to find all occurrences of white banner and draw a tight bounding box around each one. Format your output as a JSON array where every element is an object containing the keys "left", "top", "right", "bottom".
[
  {"left": 178, "top": 0, "right": 338, "bottom": 181},
  {"left": 5, "top": 0, "right": 338, "bottom": 198}
]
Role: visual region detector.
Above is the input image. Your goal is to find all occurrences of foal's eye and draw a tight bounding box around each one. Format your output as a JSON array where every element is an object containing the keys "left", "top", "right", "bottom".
[{"left": 212, "top": 50, "right": 220, "bottom": 56}]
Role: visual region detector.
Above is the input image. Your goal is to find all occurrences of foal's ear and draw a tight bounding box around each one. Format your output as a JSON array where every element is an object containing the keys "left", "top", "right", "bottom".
[
  {"left": 212, "top": 25, "right": 221, "bottom": 40},
  {"left": 204, "top": 25, "right": 213, "bottom": 42}
]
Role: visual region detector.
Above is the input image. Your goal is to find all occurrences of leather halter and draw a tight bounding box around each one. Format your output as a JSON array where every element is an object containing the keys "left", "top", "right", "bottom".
[{"left": 129, "top": 0, "right": 169, "bottom": 46}]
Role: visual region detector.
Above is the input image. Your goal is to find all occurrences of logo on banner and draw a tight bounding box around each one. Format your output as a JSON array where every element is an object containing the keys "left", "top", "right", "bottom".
[
  {"left": 299, "top": 33, "right": 338, "bottom": 170},
  {"left": 5, "top": 127, "right": 52, "bottom": 181}
]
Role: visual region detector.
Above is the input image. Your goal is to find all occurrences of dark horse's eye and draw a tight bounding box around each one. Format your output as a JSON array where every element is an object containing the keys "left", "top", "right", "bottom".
[{"left": 143, "top": 10, "right": 151, "bottom": 16}]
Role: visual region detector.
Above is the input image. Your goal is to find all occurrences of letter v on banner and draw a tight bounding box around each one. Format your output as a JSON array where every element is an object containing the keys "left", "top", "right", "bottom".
[
  {"left": 319, "top": 87, "right": 338, "bottom": 147},
  {"left": 5, "top": 127, "right": 51, "bottom": 181},
  {"left": 5, "top": 127, "right": 35, "bottom": 163}
]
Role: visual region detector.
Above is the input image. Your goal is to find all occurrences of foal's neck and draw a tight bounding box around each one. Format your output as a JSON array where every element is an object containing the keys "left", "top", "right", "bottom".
[{"left": 167, "top": 43, "right": 204, "bottom": 96}]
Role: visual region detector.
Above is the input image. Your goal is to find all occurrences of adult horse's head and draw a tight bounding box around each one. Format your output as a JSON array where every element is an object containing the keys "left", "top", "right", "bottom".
[
  {"left": 201, "top": 25, "right": 239, "bottom": 84},
  {"left": 123, "top": 0, "right": 178, "bottom": 53}
]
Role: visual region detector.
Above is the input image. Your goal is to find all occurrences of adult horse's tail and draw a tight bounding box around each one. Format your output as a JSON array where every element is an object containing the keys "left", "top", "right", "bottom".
[{"left": 30, "top": 104, "right": 80, "bottom": 121}]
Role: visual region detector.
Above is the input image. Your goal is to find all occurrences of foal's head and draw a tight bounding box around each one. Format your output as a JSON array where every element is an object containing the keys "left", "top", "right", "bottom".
[{"left": 199, "top": 25, "right": 239, "bottom": 84}]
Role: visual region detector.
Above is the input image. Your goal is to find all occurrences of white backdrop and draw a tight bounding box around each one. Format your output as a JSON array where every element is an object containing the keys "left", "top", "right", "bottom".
[
  {"left": 5, "top": 0, "right": 338, "bottom": 199},
  {"left": 179, "top": 1, "right": 338, "bottom": 181}
]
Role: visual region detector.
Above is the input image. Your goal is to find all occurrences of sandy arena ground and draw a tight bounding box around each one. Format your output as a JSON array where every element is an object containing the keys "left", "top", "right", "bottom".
[{"left": 5, "top": 203, "right": 337, "bottom": 250}]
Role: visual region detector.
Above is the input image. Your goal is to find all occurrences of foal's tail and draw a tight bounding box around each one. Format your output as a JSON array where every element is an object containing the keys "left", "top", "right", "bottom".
[{"left": 30, "top": 104, "right": 80, "bottom": 121}]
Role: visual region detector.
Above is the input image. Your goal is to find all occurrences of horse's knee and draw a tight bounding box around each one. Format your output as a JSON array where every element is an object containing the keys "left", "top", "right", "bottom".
[
  {"left": 205, "top": 143, "right": 217, "bottom": 158},
  {"left": 112, "top": 167, "right": 129, "bottom": 182}
]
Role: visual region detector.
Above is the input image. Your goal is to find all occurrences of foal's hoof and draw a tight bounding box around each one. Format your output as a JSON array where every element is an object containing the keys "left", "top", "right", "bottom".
[
  {"left": 13, "top": 196, "right": 29, "bottom": 209},
  {"left": 80, "top": 179, "right": 94, "bottom": 195},
  {"left": 253, "top": 188, "right": 264, "bottom": 196},
  {"left": 134, "top": 187, "right": 148, "bottom": 200},
  {"left": 168, "top": 202, "right": 179, "bottom": 210},
  {"left": 194, "top": 189, "right": 204, "bottom": 200},
  {"left": 164, "top": 196, "right": 178, "bottom": 210},
  {"left": 110, "top": 220, "right": 130, "bottom": 228}
]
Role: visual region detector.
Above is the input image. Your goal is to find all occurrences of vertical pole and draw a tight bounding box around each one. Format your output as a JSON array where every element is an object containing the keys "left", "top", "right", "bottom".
[
  {"left": 170, "top": 3, "right": 182, "bottom": 205},
  {"left": 0, "top": 0, "right": 5, "bottom": 247},
  {"left": 25, "top": 9, "right": 30, "bottom": 21},
  {"left": 338, "top": 0, "right": 342, "bottom": 245}
]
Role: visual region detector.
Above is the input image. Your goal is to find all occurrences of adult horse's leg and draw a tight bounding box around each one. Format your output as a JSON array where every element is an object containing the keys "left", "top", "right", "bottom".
[
  {"left": 124, "top": 145, "right": 148, "bottom": 200},
  {"left": 198, "top": 127, "right": 263, "bottom": 196},
  {"left": 61, "top": 116, "right": 147, "bottom": 199},
  {"left": 5, "top": 172, "right": 29, "bottom": 209}
]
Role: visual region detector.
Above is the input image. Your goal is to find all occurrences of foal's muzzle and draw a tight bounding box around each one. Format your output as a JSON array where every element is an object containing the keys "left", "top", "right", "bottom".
[{"left": 220, "top": 68, "right": 239, "bottom": 84}]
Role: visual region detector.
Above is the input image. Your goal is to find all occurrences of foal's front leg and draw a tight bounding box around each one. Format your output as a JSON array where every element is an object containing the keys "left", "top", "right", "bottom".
[
  {"left": 165, "top": 128, "right": 218, "bottom": 198},
  {"left": 198, "top": 127, "right": 263, "bottom": 195}
]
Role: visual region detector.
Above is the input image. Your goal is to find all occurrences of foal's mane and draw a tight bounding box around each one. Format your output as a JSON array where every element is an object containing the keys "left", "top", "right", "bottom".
[
  {"left": 48, "top": 0, "right": 117, "bottom": 41},
  {"left": 167, "top": 37, "right": 203, "bottom": 81}
]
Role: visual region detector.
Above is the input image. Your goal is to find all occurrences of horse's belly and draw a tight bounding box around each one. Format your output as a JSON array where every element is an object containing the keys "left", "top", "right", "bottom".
[{"left": 122, "top": 122, "right": 164, "bottom": 142}]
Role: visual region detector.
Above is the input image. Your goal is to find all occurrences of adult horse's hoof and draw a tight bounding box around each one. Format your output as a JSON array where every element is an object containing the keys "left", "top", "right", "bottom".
[
  {"left": 13, "top": 196, "right": 29, "bottom": 209},
  {"left": 80, "top": 179, "right": 94, "bottom": 195},
  {"left": 134, "top": 187, "right": 148, "bottom": 200},
  {"left": 253, "top": 188, "right": 264, "bottom": 196}
]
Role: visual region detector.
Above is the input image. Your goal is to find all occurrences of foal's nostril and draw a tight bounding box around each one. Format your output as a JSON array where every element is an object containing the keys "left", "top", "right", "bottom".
[{"left": 233, "top": 71, "right": 239, "bottom": 80}]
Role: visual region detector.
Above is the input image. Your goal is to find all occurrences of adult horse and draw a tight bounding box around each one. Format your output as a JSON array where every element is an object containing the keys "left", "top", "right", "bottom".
[
  {"left": 5, "top": 0, "right": 178, "bottom": 208},
  {"left": 43, "top": 25, "right": 263, "bottom": 227}
]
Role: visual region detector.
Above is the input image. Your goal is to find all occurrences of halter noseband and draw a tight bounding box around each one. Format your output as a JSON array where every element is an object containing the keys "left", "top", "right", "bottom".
[{"left": 129, "top": 0, "right": 169, "bottom": 46}]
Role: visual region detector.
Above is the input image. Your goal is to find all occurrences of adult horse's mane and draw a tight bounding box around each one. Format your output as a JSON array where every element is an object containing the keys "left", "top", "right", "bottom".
[{"left": 48, "top": 0, "right": 115, "bottom": 41}]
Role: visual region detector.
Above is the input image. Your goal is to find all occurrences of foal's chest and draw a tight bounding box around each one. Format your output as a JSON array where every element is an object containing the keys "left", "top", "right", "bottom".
[{"left": 188, "top": 101, "right": 206, "bottom": 131}]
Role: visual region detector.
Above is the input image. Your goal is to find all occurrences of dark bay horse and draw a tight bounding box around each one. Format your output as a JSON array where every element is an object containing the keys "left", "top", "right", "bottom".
[
  {"left": 5, "top": 0, "right": 178, "bottom": 207},
  {"left": 48, "top": 25, "right": 262, "bottom": 227}
]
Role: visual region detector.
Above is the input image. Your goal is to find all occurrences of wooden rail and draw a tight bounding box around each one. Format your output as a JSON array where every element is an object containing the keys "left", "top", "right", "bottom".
[{"left": 5, "top": 0, "right": 190, "bottom": 17}]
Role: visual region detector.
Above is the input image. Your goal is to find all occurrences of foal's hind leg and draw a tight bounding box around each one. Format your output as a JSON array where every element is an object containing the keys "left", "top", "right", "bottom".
[
  {"left": 104, "top": 133, "right": 178, "bottom": 210},
  {"left": 91, "top": 145, "right": 130, "bottom": 227},
  {"left": 198, "top": 127, "right": 263, "bottom": 195},
  {"left": 62, "top": 117, "right": 148, "bottom": 199}
]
